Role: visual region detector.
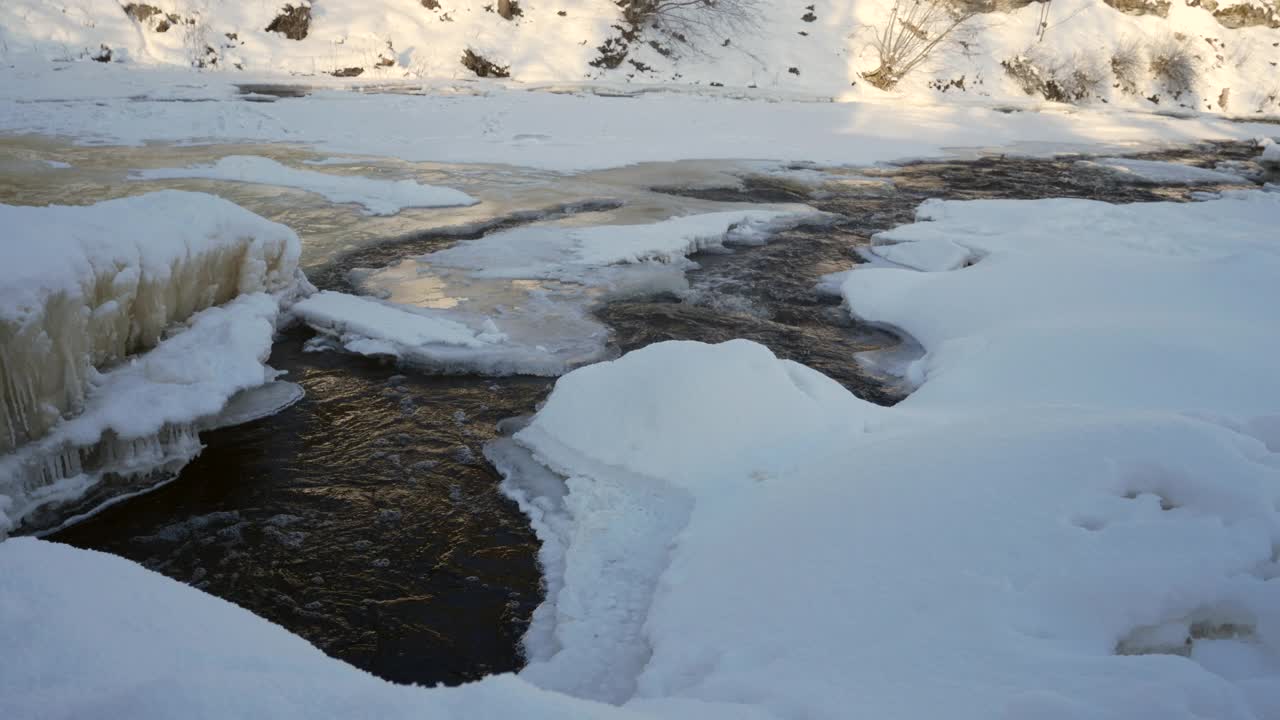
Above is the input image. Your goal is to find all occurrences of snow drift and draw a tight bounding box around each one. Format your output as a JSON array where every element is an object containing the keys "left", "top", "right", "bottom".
[{"left": 0, "top": 191, "right": 303, "bottom": 534}]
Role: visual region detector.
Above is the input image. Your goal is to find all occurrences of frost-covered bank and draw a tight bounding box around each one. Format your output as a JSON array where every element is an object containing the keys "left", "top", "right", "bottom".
[{"left": 0, "top": 191, "right": 305, "bottom": 534}]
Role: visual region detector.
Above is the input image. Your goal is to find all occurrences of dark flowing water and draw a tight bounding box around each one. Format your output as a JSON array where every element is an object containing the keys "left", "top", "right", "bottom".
[{"left": 47, "top": 140, "right": 1271, "bottom": 686}]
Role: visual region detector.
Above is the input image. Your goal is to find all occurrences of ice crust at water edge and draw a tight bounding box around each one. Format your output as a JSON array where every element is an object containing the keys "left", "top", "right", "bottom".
[
  {"left": 1075, "top": 157, "right": 1252, "bottom": 185},
  {"left": 297, "top": 208, "right": 837, "bottom": 376},
  {"left": 133, "top": 156, "right": 479, "bottom": 216}
]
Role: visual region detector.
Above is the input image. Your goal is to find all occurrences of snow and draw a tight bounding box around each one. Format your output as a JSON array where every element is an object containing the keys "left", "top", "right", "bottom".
[
  {"left": 306, "top": 209, "right": 832, "bottom": 375},
  {"left": 1, "top": 62, "right": 1278, "bottom": 173},
  {"left": 1260, "top": 141, "right": 1280, "bottom": 169},
  {"left": 1077, "top": 157, "right": 1252, "bottom": 185},
  {"left": 0, "top": 537, "right": 638, "bottom": 720},
  {"left": 133, "top": 156, "right": 478, "bottom": 216},
  {"left": 0, "top": 190, "right": 301, "bottom": 455},
  {"left": 853, "top": 192, "right": 1280, "bottom": 413},
  {"left": 493, "top": 190, "right": 1280, "bottom": 718}
]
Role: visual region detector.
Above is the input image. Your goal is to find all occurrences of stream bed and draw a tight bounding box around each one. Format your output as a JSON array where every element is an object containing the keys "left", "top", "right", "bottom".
[{"left": 7, "top": 137, "right": 1270, "bottom": 686}]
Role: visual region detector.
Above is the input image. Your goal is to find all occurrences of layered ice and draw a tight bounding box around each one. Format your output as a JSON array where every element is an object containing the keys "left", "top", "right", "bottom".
[
  {"left": 0, "top": 294, "right": 285, "bottom": 534},
  {"left": 0, "top": 191, "right": 304, "bottom": 534},
  {"left": 1076, "top": 157, "right": 1251, "bottom": 185},
  {"left": 133, "top": 156, "right": 479, "bottom": 216},
  {"left": 301, "top": 209, "right": 835, "bottom": 375},
  {"left": 0, "top": 190, "right": 301, "bottom": 454}
]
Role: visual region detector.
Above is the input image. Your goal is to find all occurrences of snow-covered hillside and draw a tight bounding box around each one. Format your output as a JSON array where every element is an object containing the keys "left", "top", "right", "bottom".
[{"left": 2, "top": 0, "right": 1278, "bottom": 113}]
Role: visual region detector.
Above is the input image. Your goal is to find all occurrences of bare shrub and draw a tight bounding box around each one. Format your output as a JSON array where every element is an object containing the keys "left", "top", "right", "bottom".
[
  {"left": 1149, "top": 34, "right": 1197, "bottom": 96},
  {"left": 622, "top": 0, "right": 762, "bottom": 38},
  {"left": 1002, "top": 48, "right": 1105, "bottom": 103},
  {"left": 461, "top": 49, "right": 510, "bottom": 78},
  {"left": 1110, "top": 38, "right": 1142, "bottom": 95},
  {"left": 863, "top": 0, "right": 978, "bottom": 90}
]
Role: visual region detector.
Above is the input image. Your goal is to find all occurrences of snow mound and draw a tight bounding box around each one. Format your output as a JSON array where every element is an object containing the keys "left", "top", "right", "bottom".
[
  {"left": 850, "top": 192, "right": 1280, "bottom": 412},
  {"left": 1077, "top": 157, "right": 1252, "bottom": 185},
  {"left": 0, "top": 190, "right": 300, "bottom": 455},
  {"left": 133, "top": 156, "right": 478, "bottom": 215},
  {"left": 1260, "top": 140, "right": 1280, "bottom": 169},
  {"left": 0, "top": 537, "right": 636, "bottom": 720},
  {"left": 491, "top": 190, "right": 1280, "bottom": 718}
]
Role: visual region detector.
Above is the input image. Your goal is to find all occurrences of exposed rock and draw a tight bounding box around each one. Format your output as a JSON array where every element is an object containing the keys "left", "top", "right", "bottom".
[
  {"left": 330, "top": 66, "right": 364, "bottom": 77},
  {"left": 1104, "top": 0, "right": 1172, "bottom": 17},
  {"left": 1213, "top": 2, "right": 1280, "bottom": 28},
  {"left": 461, "top": 49, "right": 510, "bottom": 78},
  {"left": 266, "top": 3, "right": 312, "bottom": 41}
]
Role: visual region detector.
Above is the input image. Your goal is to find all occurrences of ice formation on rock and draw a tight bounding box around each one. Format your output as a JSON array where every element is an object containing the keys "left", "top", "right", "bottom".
[{"left": 0, "top": 191, "right": 303, "bottom": 534}]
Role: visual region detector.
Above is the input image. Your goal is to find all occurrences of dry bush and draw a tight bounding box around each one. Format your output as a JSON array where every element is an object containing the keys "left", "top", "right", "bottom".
[
  {"left": 1110, "top": 38, "right": 1142, "bottom": 95},
  {"left": 1002, "top": 48, "right": 1105, "bottom": 103},
  {"left": 863, "top": 0, "right": 977, "bottom": 91},
  {"left": 1149, "top": 34, "right": 1197, "bottom": 96},
  {"left": 622, "top": 0, "right": 762, "bottom": 38}
]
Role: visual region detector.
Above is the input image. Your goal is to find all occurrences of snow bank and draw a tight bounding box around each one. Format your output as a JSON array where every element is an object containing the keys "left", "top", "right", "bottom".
[
  {"left": 0, "top": 537, "right": 637, "bottom": 720},
  {"left": 1260, "top": 140, "right": 1280, "bottom": 170},
  {"left": 0, "top": 191, "right": 300, "bottom": 455},
  {"left": 852, "top": 192, "right": 1280, "bottom": 411},
  {"left": 308, "top": 209, "right": 832, "bottom": 375},
  {"left": 493, "top": 190, "right": 1280, "bottom": 717},
  {"left": 1077, "top": 157, "right": 1253, "bottom": 185},
  {"left": 133, "top": 156, "right": 478, "bottom": 216}
]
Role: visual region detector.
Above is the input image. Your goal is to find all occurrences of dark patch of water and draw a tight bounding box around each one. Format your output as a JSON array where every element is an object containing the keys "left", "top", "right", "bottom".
[{"left": 53, "top": 329, "right": 550, "bottom": 686}]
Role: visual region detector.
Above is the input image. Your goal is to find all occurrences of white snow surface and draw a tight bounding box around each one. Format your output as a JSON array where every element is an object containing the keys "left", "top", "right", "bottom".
[
  {"left": 1077, "top": 157, "right": 1252, "bottom": 185},
  {"left": 0, "top": 537, "right": 639, "bottom": 720},
  {"left": 1, "top": 62, "right": 1278, "bottom": 173},
  {"left": 4, "top": 188, "right": 1278, "bottom": 717},
  {"left": 133, "top": 156, "right": 478, "bottom": 216},
  {"left": 495, "top": 190, "right": 1280, "bottom": 718}
]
